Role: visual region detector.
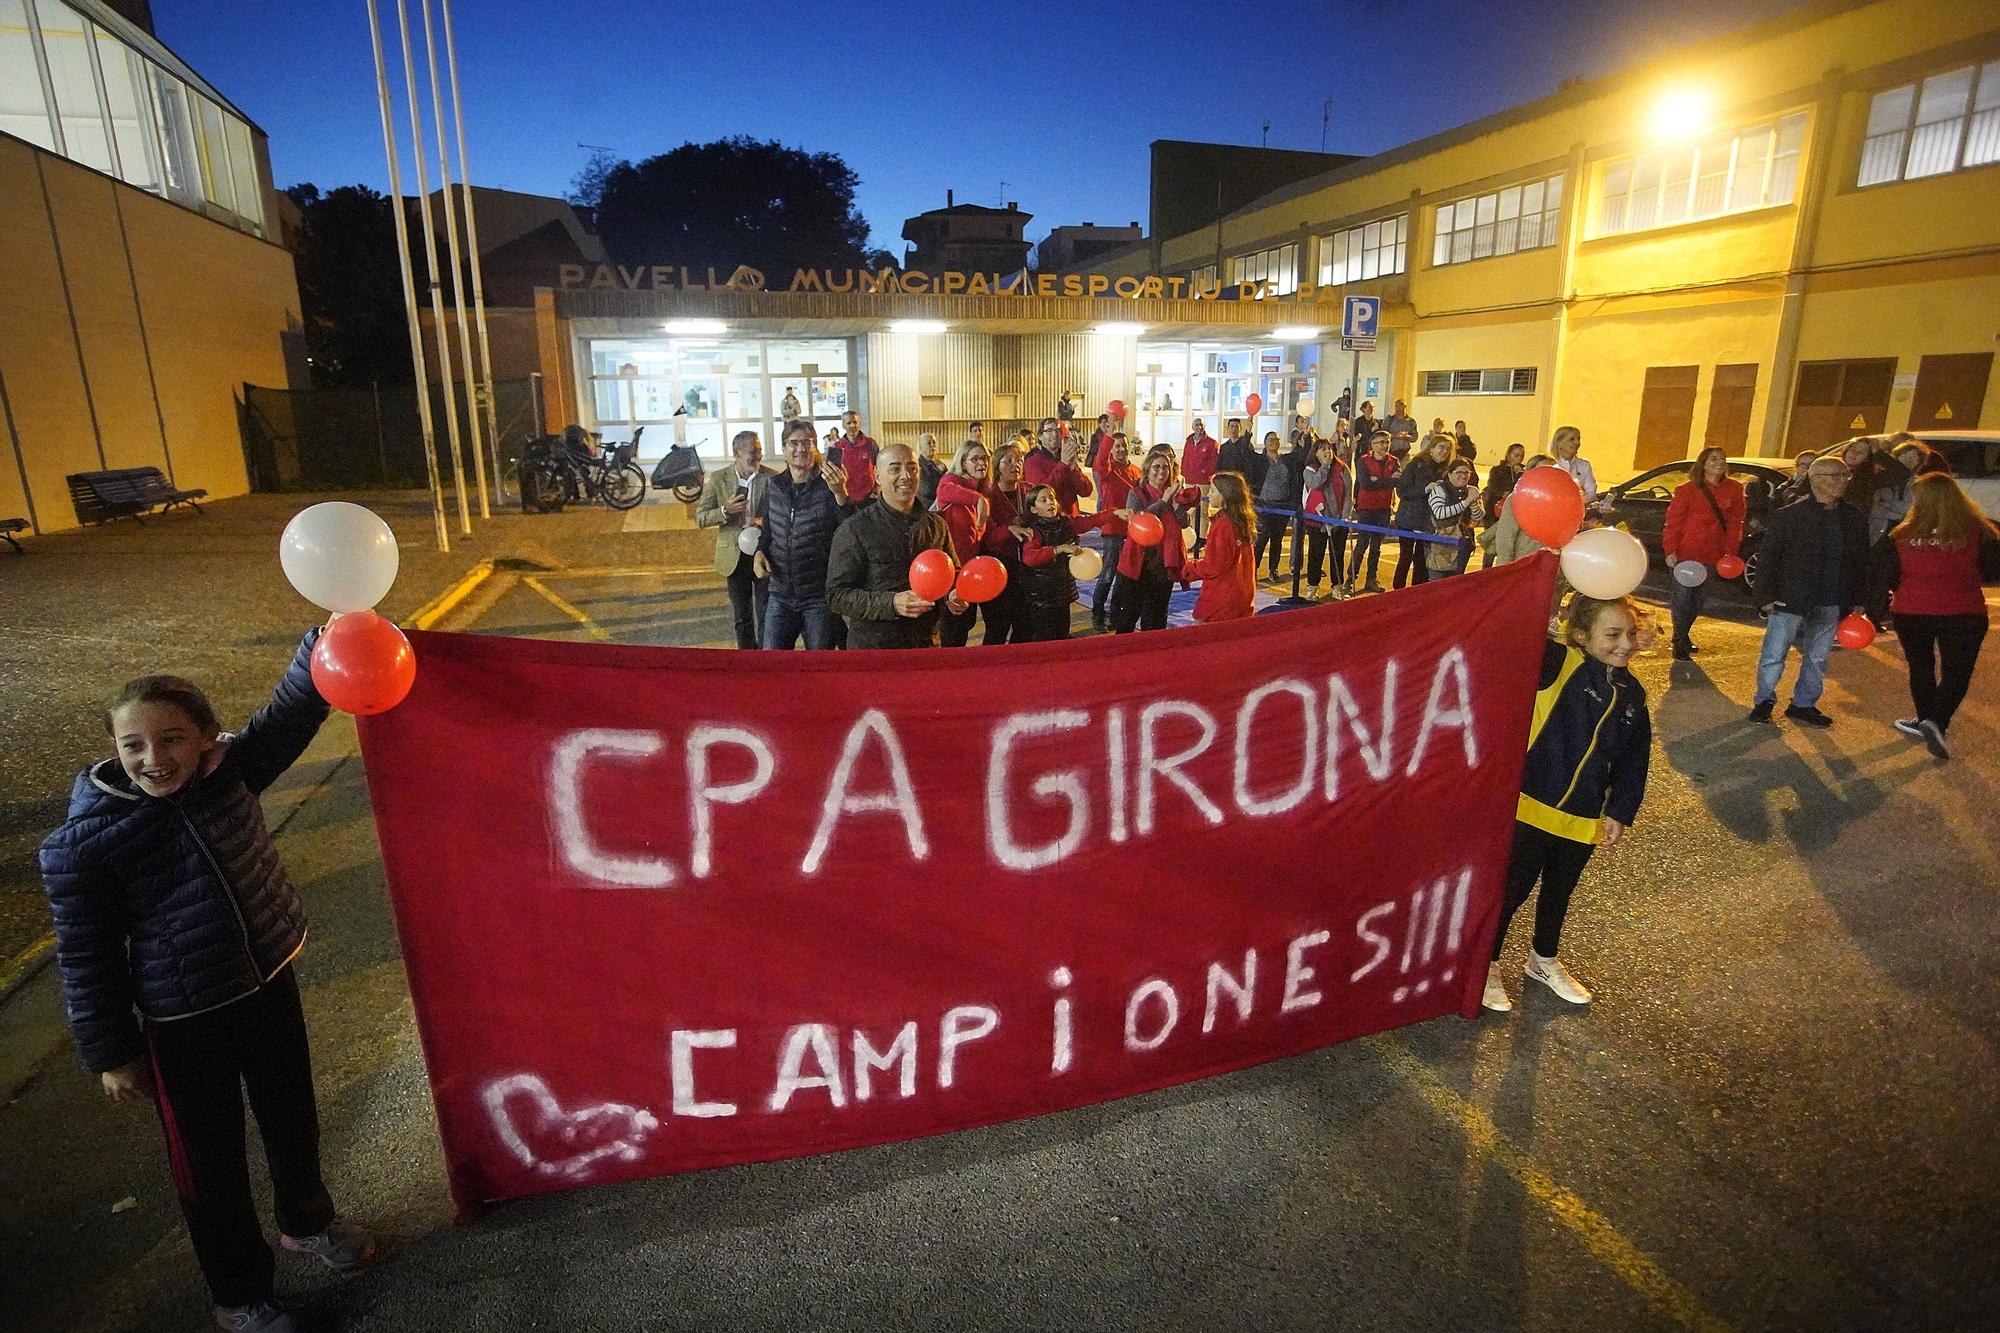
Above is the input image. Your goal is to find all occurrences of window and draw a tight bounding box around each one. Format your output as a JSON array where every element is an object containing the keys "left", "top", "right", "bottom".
[
  {"left": 1597, "top": 113, "right": 1805, "bottom": 236},
  {"left": 1317, "top": 214, "right": 1408, "bottom": 286},
  {"left": 1432, "top": 174, "right": 1563, "bottom": 266},
  {"left": 1418, "top": 368, "right": 1538, "bottom": 396},
  {"left": 1226, "top": 243, "right": 1299, "bottom": 295},
  {"left": 1188, "top": 263, "right": 1217, "bottom": 292},
  {"left": 1858, "top": 60, "right": 2000, "bottom": 186},
  {"left": 0, "top": 0, "right": 264, "bottom": 234}
]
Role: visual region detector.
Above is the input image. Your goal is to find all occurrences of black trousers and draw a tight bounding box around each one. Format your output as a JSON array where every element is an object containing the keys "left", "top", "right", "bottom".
[
  {"left": 1304, "top": 526, "right": 1347, "bottom": 589},
  {"left": 938, "top": 603, "right": 979, "bottom": 647},
  {"left": 1897, "top": 613, "right": 1988, "bottom": 732},
  {"left": 1111, "top": 568, "right": 1173, "bottom": 632},
  {"left": 724, "top": 552, "right": 768, "bottom": 650},
  {"left": 1018, "top": 601, "right": 1074, "bottom": 643},
  {"left": 1492, "top": 822, "right": 1596, "bottom": 960},
  {"left": 1255, "top": 516, "right": 1291, "bottom": 579},
  {"left": 1347, "top": 528, "right": 1385, "bottom": 585},
  {"left": 146, "top": 966, "right": 336, "bottom": 1308},
  {"left": 1092, "top": 536, "right": 1125, "bottom": 620},
  {"left": 1393, "top": 531, "right": 1432, "bottom": 588},
  {"left": 980, "top": 581, "right": 1022, "bottom": 645}
]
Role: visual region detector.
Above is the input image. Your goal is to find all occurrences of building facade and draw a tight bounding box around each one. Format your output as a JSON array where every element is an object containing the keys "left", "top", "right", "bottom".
[
  {"left": 1, "top": 0, "right": 299, "bottom": 533},
  {"left": 900, "top": 195, "right": 1033, "bottom": 274},
  {"left": 1081, "top": 0, "right": 1999, "bottom": 480}
]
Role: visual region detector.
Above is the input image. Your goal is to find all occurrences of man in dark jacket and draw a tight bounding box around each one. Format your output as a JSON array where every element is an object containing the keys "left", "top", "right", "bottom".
[
  {"left": 827, "top": 444, "right": 960, "bottom": 649},
  {"left": 756, "top": 418, "right": 852, "bottom": 649},
  {"left": 1217, "top": 417, "right": 1257, "bottom": 479},
  {"left": 1749, "top": 455, "right": 1868, "bottom": 726}
]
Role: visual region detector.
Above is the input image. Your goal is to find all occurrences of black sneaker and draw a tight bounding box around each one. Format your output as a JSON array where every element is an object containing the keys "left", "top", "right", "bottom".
[
  {"left": 1748, "top": 700, "right": 1775, "bottom": 724},
  {"left": 1785, "top": 705, "right": 1834, "bottom": 727},
  {"left": 1671, "top": 641, "right": 1692, "bottom": 661}
]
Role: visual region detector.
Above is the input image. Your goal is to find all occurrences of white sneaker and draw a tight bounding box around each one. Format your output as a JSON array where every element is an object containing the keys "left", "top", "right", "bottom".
[
  {"left": 1892, "top": 718, "right": 1923, "bottom": 740},
  {"left": 1525, "top": 953, "right": 1593, "bottom": 1005},
  {"left": 1481, "top": 975, "right": 1512, "bottom": 1013}
]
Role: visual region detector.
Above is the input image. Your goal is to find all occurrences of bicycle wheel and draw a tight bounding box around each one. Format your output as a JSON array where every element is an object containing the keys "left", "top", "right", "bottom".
[
  {"left": 605, "top": 464, "right": 647, "bottom": 510},
  {"left": 672, "top": 481, "right": 702, "bottom": 503}
]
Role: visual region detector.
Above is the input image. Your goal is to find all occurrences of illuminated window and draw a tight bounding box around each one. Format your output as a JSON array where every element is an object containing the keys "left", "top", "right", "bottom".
[
  {"left": 1188, "top": 263, "right": 1218, "bottom": 291},
  {"left": 1858, "top": 60, "right": 2000, "bottom": 187},
  {"left": 1597, "top": 113, "right": 1806, "bottom": 235},
  {"left": 1432, "top": 174, "right": 1564, "bottom": 265},
  {"left": 1225, "top": 243, "right": 1299, "bottom": 295},
  {"left": 1418, "top": 368, "right": 1539, "bottom": 396},
  {"left": 1317, "top": 214, "right": 1408, "bottom": 286}
]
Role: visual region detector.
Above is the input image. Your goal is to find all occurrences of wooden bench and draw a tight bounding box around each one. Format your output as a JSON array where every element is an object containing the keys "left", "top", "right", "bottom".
[
  {"left": 66, "top": 468, "right": 208, "bottom": 526},
  {"left": 1, "top": 517, "right": 25, "bottom": 552}
]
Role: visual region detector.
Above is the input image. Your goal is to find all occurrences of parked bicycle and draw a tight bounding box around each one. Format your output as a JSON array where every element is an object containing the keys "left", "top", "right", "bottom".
[{"left": 520, "top": 425, "right": 647, "bottom": 512}]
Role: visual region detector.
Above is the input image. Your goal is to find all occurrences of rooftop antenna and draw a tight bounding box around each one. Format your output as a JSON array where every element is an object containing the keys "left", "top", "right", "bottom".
[
  {"left": 998, "top": 180, "right": 1009, "bottom": 204},
  {"left": 1321, "top": 97, "right": 1334, "bottom": 152},
  {"left": 1261, "top": 118, "right": 1271, "bottom": 148}
]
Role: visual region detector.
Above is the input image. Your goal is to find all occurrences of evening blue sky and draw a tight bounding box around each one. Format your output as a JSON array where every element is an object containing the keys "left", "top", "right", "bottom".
[{"left": 157, "top": 0, "right": 1803, "bottom": 253}]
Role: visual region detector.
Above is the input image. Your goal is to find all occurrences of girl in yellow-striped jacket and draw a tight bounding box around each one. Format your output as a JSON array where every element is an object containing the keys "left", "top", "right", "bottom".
[{"left": 1484, "top": 594, "right": 1652, "bottom": 1014}]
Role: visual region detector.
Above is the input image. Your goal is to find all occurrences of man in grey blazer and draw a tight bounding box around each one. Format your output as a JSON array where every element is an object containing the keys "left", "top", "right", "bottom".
[{"left": 695, "top": 430, "right": 776, "bottom": 648}]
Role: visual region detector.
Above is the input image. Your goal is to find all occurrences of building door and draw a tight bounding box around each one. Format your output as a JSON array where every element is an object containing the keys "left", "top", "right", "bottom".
[
  {"left": 1703, "top": 363, "right": 1759, "bottom": 455},
  {"left": 1632, "top": 365, "right": 1698, "bottom": 470},
  {"left": 1909, "top": 353, "right": 1991, "bottom": 430},
  {"left": 1784, "top": 358, "right": 1894, "bottom": 457}
]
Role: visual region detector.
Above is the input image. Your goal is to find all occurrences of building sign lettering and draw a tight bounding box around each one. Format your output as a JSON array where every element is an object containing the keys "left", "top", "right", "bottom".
[{"left": 554, "top": 263, "right": 1343, "bottom": 304}]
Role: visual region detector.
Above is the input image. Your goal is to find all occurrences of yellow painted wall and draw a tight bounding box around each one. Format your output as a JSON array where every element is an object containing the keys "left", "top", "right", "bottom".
[
  {"left": 1792, "top": 263, "right": 2000, "bottom": 432},
  {"left": 1572, "top": 203, "right": 1799, "bottom": 297},
  {"left": 1408, "top": 318, "right": 1560, "bottom": 452},
  {"left": 1813, "top": 96, "right": 2000, "bottom": 269},
  {"left": 0, "top": 136, "right": 300, "bottom": 534}
]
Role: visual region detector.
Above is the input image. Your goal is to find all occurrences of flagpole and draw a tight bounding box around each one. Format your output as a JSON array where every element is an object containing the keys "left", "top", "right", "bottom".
[
  {"left": 437, "top": 0, "right": 508, "bottom": 505},
  {"left": 419, "top": 0, "right": 488, "bottom": 518}
]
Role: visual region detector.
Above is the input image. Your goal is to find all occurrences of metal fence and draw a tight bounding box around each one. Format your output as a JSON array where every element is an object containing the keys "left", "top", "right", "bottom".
[{"left": 240, "top": 377, "right": 543, "bottom": 495}]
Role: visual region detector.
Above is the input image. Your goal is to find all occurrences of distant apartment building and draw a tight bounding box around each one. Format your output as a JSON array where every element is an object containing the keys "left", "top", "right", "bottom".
[
  {"left": 900, "top": 193, "right": 1032, "bottom": 273},
  {"left": 1037, "top": 222, "right": 1143, "bottom": 275}
]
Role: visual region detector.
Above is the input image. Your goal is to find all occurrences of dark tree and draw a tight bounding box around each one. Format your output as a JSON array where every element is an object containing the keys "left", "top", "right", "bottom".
[
  {"left": 567, "top": 147, "right": 618, "bottom": 212},
  {"left": 593, "top": 137, "right": 881, "bottom": 274},
  {"left": 285, "top": 183, "right": 411, "bottom": 385}
]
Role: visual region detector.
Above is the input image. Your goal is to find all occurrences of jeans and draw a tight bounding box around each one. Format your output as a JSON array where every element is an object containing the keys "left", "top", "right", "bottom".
[
  {"left": 1493, "top": 822, "right": 1596, "bottom": 959},
  {"left": 1092, "top": 536, "right": 1125, "bottom": 621},
  {"left": 1897, "top": 613, "right": 1988, "bottom": 731},
  {"left": 146, "top": 967, "right": 336, "bottom": 1307},
  {"left": 1755, "top": 604, "right": 1842, "bottom": 707},
  {"left": 1667, "top": 569, "right": 1711, "bottom": 647},
  {"left": 762, "top": 592, "right": 837, "bottom": 650},
  {"left": 724, "top": 553, "right": 768, "bottom": 650},
  {"left": 1347, "top": 527, "right": 1386, "bottom": 585}
]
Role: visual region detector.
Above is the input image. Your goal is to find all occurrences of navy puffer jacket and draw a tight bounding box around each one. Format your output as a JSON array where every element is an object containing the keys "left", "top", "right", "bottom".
[
  {"left": 39, "top": 631, "right": 329, "bottom": 1073},
  {"left": 756, "top": 470, "right": 853, "bottom": 601}
]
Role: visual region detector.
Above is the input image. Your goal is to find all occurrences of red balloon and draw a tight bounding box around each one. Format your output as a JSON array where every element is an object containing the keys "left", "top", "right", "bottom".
[
  {"left": 1716, "top": 554, "right": 1746, "bottom": 579},
  {"left": 1509, "top": 467, "right": 1586, "bottom": 547},
  {"left": 1107, "top": 399, "right": 1126, "bottom": 420},
  {"left": 1836, "top": 613, "right": 1876, "bottom": 650},
  {"left": 311, "top": 611, "right": 416, "bottom": 715},
  {"left": 1245, "top": 392, "right": 1264, "bottom": 416},
  {"left": 956, "top": 555, "right": 1008, "bottom": 604},
  {"left": 908, "top": 548, "right": 955, "bottom": 601},
  {"left": 1127, "top": 511, "right": 1165, "bottom": 547}
]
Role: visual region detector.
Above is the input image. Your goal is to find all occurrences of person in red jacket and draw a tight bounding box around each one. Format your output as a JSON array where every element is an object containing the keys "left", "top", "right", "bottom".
[
  {"left": 1183, "top": 418, "right": 1220, "bottom": 552},
  {"left": 1182, "top": 472, "right": 1259, "bottom": 623},
  {"left": 1301, "top": 436, "right": 1351, "bottom": 598},
  {"left": 1662, "top": 447, "right": 1747, "bottom": 660},
  {"left": 980, "top": 443, "right": 1032, "bottom": 645},
  {"left": 1886, "top": 474, "right": 1998, "bottom": 761},
  {"left": 1345, "top": 430, "right": 1399, "bottom": 592},
  {"left": 1088, "top": 414, "right": 1116, "bottom": 471},
  {"left": 827, "top": 410, "right": 878, "bottom": 503},
  {"left": 1022, "top": 418, "right": 1094, "bottom": 515},
  {"left": 1111, "top": 445, "right": 1196, "bottom": 633},
  {"left": 934, "top": 440, "right": 992, "bottom": 647},
  {"left": 1091, "top": 433, "right": 1141, "bottom": 630}
]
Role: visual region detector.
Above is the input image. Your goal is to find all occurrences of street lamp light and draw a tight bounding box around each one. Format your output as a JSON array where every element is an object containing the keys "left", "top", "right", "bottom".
[
  {"left": 1649, "top": 87, "right": 1711, "bottom": 142},
  {"left": 889, "top": 320, "right": 949, "bottom": 334}
]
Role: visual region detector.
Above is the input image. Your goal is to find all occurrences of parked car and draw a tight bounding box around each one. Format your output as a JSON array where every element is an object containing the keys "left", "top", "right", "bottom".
[
  {"left": 1894, "top": 430, "right": 2000, "bottom": 515},
  {"left": 1597, "top": 457, "right": 1792, "bottom": 596}
]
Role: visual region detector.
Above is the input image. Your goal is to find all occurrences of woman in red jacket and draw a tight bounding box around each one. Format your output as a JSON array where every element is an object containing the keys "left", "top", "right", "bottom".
[
  {"left": 1182, "top": 472, "right": 1259, "bottom": 623},
  {"left": 1110, "top": 445, "right": 1195, "bottom": 634},
  {"left": 1090, "top": 433, "right": 1141, "bottom": 630},
  {"left": 934, "top": 440, "right": 991, "bottom": 647},
  {"left": 980, "top": 443, "right": 1031, "bottom": 645},
  {"left": 1662, "top": 447, "right": 1746, "bottom": 660},
  {"left": 1887, "top": 474, "right": 1998, "bottom": 761}
]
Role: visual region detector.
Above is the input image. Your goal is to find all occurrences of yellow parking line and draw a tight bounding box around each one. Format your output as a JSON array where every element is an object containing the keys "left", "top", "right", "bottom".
[
  {"left": 0, "top": 933, "right": 54, "bottom": 999},
  {"left": 1380, "top": 1036, "right": 1732, "bottom": 1332},
  {"left": 522, "top": 575, "right": 611, "bottom": 641},
  {"left": 403, "top": 559, "right": 497, "bottom": 630}
]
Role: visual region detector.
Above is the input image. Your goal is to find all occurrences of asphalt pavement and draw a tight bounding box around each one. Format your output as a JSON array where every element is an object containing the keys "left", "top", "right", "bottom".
[{"left": 1, "top": 494, "right": 1995, "bottom": 1332}]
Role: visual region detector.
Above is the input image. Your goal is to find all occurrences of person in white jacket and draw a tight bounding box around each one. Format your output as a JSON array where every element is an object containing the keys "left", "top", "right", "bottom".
[{"left": 1550, "top": 426, "right": 1597, "bottom": 509}]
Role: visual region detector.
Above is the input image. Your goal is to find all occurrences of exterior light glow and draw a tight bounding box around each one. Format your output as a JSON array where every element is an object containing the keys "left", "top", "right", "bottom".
[
  {"left": 662, "top": 318, "right": 726, "bottom": 334},
  {"left": 1093, "top": 322, "right": 1148, "bottom": 336},
  {"left": 889, "top": 320, "right": 949, "bottom": 334},
  {"left": 1272, "top": 326, "right": 1321, "bottom": 341},
  {"left": 1649, "top": 87, "right": 1711, "bottom": 142}
]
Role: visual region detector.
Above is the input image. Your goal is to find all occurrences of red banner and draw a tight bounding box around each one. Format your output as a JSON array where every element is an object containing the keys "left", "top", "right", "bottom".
[{"left": 359, "top": 553, "right": 1559, "bottom": 1212}]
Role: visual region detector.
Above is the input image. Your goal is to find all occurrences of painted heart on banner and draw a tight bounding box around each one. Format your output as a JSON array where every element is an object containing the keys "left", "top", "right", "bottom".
[{"left": 481, "top": 1074, "right": 661, "bottom": 1181}]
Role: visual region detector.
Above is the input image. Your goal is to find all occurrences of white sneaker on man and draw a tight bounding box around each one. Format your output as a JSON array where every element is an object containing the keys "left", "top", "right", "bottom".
[
  {"left": 1481, "top": 975, "right": 1512, "bottom": 1013},
  {"left": 1892, "top": 718, "right": 1924, "bottom": 740},
  {"left": 1525, "top": 953, "right": 1592, "bottom": 1004}
]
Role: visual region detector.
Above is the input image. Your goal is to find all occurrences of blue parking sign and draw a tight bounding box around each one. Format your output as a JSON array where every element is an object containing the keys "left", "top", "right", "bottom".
[{"left": 1342, "top": 295, "right": 1380, "bottom": 339}]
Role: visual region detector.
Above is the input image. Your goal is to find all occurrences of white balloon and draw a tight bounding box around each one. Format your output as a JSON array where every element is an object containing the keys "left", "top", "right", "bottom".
[
  {"left": 737, "top": 525, "right": 761, "bottom": 555},
  {"left": 279, "top": 502, "right": 399, "bottom": 612},
  {"left": 1294, "top": 395, "right": 1317, "bottom": 419},
  {"left": 1560, "top": 527, "right": 1649, "bottom": 599},
  {"left": 1068, "top": 548, "right": 1103, "bottom": 580},
  {"left": 1672, "top": 559, "right": 1708, "bottom": 588}
]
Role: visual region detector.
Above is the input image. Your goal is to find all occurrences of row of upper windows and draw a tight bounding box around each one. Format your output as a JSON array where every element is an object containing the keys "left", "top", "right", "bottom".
[
  {"left": 1194, "top": 51, "right": 1998, "bottom": 293},
  {"left": 0, "top": 0, "right": 265, "bottom": 235}
]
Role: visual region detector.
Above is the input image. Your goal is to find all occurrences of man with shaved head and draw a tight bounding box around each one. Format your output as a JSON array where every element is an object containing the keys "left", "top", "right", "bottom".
[{"left": 826, "top": 442, "right": 962, "bottom": 649}]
